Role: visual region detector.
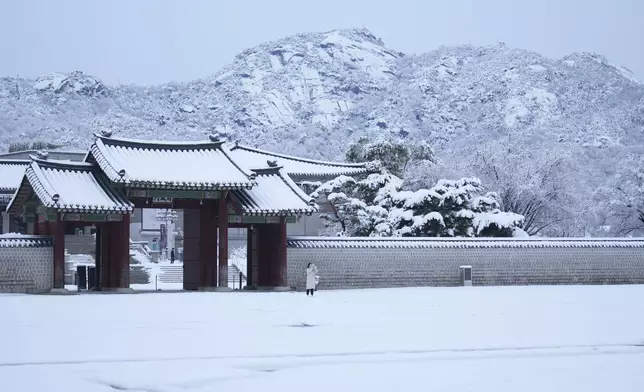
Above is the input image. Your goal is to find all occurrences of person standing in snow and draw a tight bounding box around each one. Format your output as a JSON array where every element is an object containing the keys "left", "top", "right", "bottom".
[
  {"left": 170, "top": 248, "right": 175, "bottom": 264},
  {"left": 306, "top": 263, "right": 318, "bottom": 296}
]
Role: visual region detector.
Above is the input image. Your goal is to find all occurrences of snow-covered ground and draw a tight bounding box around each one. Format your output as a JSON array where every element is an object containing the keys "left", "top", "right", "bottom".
[{"left": 2, "top": 285, "right": 643, "bottom": 391}]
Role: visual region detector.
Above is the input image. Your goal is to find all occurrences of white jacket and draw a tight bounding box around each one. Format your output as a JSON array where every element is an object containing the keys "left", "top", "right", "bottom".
[{"left": 306, "top": 265, "right": 318, "bottom": 290}]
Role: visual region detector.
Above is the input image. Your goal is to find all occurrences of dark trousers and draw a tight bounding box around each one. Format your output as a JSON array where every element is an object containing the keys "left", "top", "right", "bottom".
[{"left": 306, "top": 289, "right": 314, "bottom": 296}]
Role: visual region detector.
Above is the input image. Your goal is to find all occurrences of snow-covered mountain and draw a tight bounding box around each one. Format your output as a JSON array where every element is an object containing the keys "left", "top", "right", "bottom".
[{"left": 1, "top": 27, "right": 643, "bottom": 236}]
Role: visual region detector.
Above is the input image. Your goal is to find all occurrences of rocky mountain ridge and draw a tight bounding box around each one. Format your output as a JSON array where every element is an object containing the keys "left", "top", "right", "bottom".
[{"left": 1, "top": 27, "right": 643, "bottom": 235}]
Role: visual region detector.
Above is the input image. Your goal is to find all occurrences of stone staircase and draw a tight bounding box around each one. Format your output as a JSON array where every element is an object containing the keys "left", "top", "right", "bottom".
[
  {"left": 155, "top": 263, "right": 246, "bottom": 287},
  {"left": 129, "top": 253, "right": 152, "bottom": 284},
  {"left": 228, "top": 264, "right": 246, "bottom": 289},
  {"left": 158, "top": 265, "right": 183, "bottom": 283}
]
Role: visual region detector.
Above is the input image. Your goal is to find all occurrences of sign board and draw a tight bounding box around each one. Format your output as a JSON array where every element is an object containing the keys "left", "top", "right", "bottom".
[{"left": 152, "top": 197, "right": 172, "bottom": 204}]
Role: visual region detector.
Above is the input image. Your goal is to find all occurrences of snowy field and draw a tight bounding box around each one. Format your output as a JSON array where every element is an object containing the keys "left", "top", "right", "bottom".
[{"left": 2, "top": 285, "right": 644, "bottom": 391}]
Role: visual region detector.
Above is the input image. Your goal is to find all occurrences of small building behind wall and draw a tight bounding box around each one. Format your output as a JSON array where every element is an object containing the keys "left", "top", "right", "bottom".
[
  {"left": 6, "top": 155, "right": 133, "bottom": 292},
  {"left": 0, "top": 159, "right": 30, "bottom": 234},
  {"left": 228, "top": 143, "right": 370, "bottom": 237}
]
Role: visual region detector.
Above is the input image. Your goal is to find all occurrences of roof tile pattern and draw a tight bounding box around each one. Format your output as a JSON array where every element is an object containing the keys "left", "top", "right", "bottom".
[
  {"left": 287, "top": 237, "right": 644, "bottom": 249},
  {"left": 0, "top": 160, "right": 29, "bottom": 192},
  {"left": 0, "top": 234, "right": 54, "bottom": 248},
  {"left": 89, "top": 135, "right": 255, "bottom": 190},
  {"left": 229, "top": 143, "right": 368, "bottom": 178},
  {"left": 9, "top": 158, "right": 133, "bottom": 214},
  {"left": 233, "top": 168, "right": 318, "bottom": 216}
]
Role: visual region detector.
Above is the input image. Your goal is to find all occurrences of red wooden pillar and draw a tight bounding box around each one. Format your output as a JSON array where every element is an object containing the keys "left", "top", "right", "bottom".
[
  {"left": 276, "top": 218, "right": 288, "bottom": 287},
  {"left": 218, "top": 195, "right": 229, "bottom": 288},
  {"left": 106, "top": 223, "right": 118, "bottom": 289},
  {"left": 256, "top": 224, "right": 273, "bottom": 287},
  {"left": 98, "top": 225, "right": 110, "bottom": 289},
  {"left": 199, "top": 200, "right": 217, "bottom": 289},
  {"left": 53, "top": 214, "right": 66, "bottom": 289},
  {"left": 36, "top": 215, "right": 45, "bottom": 235},
  {"left": 183, "top": 209, "right": 201, "bottom": 290},
  {"left": 118, "top": 214, "right": 131, "bottom": 288},
  {"left": 246, "top": 225, "right": 257, "bottom": 289},
  {"left": 94, "top": 225, "right": 102, "bottom": 290},
  {"left": 101, "top": 217, "right": 131, "bottom": 291}
]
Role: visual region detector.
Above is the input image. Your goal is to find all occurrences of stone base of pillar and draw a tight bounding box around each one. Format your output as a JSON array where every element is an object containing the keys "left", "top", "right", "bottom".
[
  {"left": 101, "top": 287, "right": 135, "bottom": 294},
  {"left": 197, "top": 286, "right": 219, "bottom": 292},
  {"left": 256, "top": 286, "right": 293, "bottom": 292},
  {"left": 213, "top": 286, "right": 233, "bottom": 292},
  {"left": 47, "top": 288, "right": 74, "bottom": 295}
]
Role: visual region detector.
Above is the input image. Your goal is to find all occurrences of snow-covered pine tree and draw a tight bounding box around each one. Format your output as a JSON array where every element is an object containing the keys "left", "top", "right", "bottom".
[
  {"left": 383, "top": 177, "right": 525, "bottom": 237},
  {"left": 345, "top": 136, "right": 436, "bottom": 177},
  {"left": 313, "top": 174, "right": 525, "bottom": 238},
  {"left": 311, "top": 172, "right": 403, "bottom": 236}
]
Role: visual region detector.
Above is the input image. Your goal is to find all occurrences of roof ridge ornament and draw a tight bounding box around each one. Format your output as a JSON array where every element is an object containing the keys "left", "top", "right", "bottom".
[
  {"left": 100, "top": 129, "right": 114, "bottom": 138},
  {"left": 267, "top": 159, "right": 279, "bottom": 167},
  {"left": 36, "top": 150, "right": 49, "bottom": 160},
  {"left": 208, "top": 133, "right": 220, "bottom": 142}
]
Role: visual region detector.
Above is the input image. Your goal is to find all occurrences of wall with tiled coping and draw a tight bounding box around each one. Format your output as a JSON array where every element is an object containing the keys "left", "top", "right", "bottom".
[
  {"left": 286, "top": 237, "right": 644, "bottom": 290},
  {"left": 0, "top": 235, "right": 53, "bottom": 293}
]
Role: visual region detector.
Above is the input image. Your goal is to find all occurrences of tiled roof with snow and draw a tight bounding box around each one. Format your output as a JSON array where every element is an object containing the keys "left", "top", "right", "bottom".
[
  {"left": 232, "top": 167, "right": 318, "bottom": 216},
  {"left": 0, "top": 234, "right": 53, "bottom": 248},
  {"left": 287, "top": 236, "right": 644, "bottom": 249},
  {"left": 228, "top": 143, "right": 369, "bottom": 178},
  {"left": 0, "top": 159, "right": 29, "bottom": 192},
  {"left": 88, "top": 134, "right": 256, "bottom": 190},
  {"left": 7, "top": 157, "right": 133, "bottom": 214}
]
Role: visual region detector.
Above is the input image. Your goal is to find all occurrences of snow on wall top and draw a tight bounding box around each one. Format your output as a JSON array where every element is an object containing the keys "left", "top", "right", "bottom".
[
  {"left": 87, "top": 134, "right": 256, "bottom": 190},
  {"left": 0, "top": 234, "right": 54, "bottom": 248},
  {"left": 7, "top": 157, "right": 133, "bottom": 214},
  {"left": 0, "top": 159, "right": 29, "bottom": 192},
  {"left": 228, "top": 143, "right": 369, "bottom": 178},
  {"left": 287, "top": 236, "right": 644, "bottom": 249},
  {"left": 232, "top": 167, "right": 318, "bottom": 216}
]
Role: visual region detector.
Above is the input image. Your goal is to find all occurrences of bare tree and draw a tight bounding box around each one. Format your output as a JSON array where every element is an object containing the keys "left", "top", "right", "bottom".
[{"left": 470, "top": 138, "right": 574, "bottom": 236}]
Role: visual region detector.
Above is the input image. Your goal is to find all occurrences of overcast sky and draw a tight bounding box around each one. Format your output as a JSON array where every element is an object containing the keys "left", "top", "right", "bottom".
[{"left": 1, "top": 0, "right": 642, "bottom": 85}]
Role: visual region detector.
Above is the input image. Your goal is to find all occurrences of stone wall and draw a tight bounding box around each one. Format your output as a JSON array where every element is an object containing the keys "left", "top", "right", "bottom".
[
  {"left": 286, "top": 237, "right": 644, "bottom": 290},
  {"left": 0, "top": 235, "right": 54, "bottom": 293}
]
